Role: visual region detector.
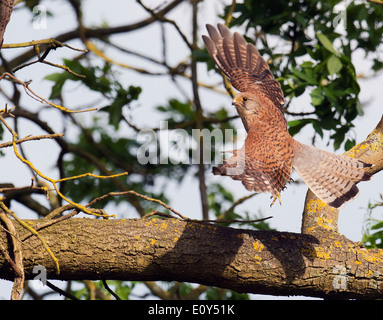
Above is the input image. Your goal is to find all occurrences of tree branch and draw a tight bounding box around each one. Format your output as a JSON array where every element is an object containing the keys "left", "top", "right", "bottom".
[
  {"left": 0, "top": 0, "right": 14, "bottom": 48},
  {"left": 1, "top": 217, "right": 383, "bottom": 299},
  {"left": 0, "top": 133, "right": 64, "bottom": 149},
  {"left": 301, "top": 114, "right": 383, "bottom": 235},
  {"left": 0, "top": 207, "right": 24, "bottom": 300},
  {"left": 191, "top": 0, "right": 209, "bottom": 220},
  {"left": 0, "top": 0, "right": 184, "bottom": 72}
]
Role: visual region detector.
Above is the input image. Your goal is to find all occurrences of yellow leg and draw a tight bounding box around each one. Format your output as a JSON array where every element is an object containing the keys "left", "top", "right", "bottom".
[{"left": 270, "top": 193, "right": 281, "bottom": 207}]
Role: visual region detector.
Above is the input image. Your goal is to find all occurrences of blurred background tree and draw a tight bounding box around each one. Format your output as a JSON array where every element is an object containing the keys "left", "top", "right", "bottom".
[{"left": 0, "top": 0, "right": 383, "bottom": 299}]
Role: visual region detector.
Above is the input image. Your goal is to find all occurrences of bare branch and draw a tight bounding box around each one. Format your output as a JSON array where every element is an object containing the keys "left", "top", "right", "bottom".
[
  {"left": 1, "top": 0, "right": 184, "bottom": 72},
  {"left": 136, "top": 0, "right": 194, "bottom": 51},
  {"left": 0, "top": 133, "right": 64, "bottom": 149},
  {"left": 0, "top": 73, "right": 96, "bottom": 113}
]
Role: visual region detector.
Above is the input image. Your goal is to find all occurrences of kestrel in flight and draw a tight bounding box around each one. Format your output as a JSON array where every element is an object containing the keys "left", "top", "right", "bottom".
[{"left": 203, "top": 23, "right": 372, "bottom": 208}]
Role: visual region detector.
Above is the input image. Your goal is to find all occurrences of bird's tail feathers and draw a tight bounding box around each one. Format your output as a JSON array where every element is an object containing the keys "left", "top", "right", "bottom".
[{"left": 292, "top": 142, "right": 372, "bottom": 208}]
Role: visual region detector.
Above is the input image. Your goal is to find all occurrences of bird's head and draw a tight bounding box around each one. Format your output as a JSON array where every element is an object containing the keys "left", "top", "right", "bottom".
[{"left": 232, "top": 93, "right": 263, "bottom": 118}]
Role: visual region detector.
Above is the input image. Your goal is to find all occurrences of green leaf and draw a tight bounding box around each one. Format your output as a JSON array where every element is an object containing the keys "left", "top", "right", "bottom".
[
  {"left": 322, "top": 86, "right": 338, "bottom": 104},
  {"left": 344, "top": 139, "right": 356, "bottom": 151},
  {"left": 310, "top": 87, "right": 324, "bottom": 106},
  {"left": 292, "top": 66, "right": 317, "bottom": 84},
  {"left": 300, "top": 61, "right": 314, "bottom": 68},
  {"left": 327, "top": 55, "right": 343, "bottom": 75},
  {"left": 45, "top": 72, "right": 75, "bottom": 99},
  {"left": 331, "top": 127, "right": 348, "bottom": 150},
  {"left": 99, "top": 85, "right": 142, "bottom": 128},
  {"left": 288, "top": 119, "right": 311, "bottom": 136},
  {"left": 317, "top": 33, "right": 336, "bottom": 54},
  {"left": 63, "top": 59, "right": 84, "bottom": 75},
  {"left": 356, "top": 100, "right": 364, "bottom": 116},
  {"left": 371, "top": 221, "right": 383, "bottom": 231},
  {"left": 311, "top": 119, "right": 324, "bottom": 138}
]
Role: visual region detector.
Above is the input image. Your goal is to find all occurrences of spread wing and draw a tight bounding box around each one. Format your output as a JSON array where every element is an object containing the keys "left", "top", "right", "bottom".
[
  {"left": 202, "top": 23, "right": 285, "bottom": 111},
  {"left": 213, "top": 129, "right": 292, "bottom": 197}
]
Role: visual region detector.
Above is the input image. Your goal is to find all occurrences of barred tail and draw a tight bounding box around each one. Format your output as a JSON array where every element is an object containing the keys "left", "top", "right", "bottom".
[{"left": 292, "top": 141, "right": 372, "bottom": 208}]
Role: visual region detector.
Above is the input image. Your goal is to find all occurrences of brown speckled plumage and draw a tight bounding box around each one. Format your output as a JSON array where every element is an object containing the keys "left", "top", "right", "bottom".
[{"left": 204, "top": 24, "right": 371, "bottom": 208}]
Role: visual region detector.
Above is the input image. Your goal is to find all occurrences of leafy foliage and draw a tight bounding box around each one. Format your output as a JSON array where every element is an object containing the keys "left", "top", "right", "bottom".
[
  {"left": 69, "top": 280, "right": 137, "bottom": 300},
  {"left": 363, "top": 196, "right": 383, "bottom": 249},
  {"left": 10, "top": 0, "right": 382, "bottom": 300}
]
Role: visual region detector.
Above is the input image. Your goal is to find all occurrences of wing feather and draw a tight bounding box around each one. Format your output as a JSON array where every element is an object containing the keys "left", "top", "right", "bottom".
[
  {"left": 213, "top": 129, "right": 292, "bottom": 197},
  {"left": 203, "top": 23, "right": 285, "bottom": 111}
]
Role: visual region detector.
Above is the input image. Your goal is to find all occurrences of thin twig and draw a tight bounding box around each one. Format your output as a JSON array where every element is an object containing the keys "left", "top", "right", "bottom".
[
  {"left": 219, "top": 192, "right": 259, "bottom": 220},
  {"left": 13, "top": 49, "right": 87, "bottom": 76},
  {"left": 190, "top": 0, "right": 209, "bottom": 220},
  {"left": 40, "top": 204, "right": 77, "bottom": 221},
  {"left": 88, "top": 191, "right": 189, "bottom": 221},
  {"left": 194, "top": 216, "right": 273, "bottom": 225},
  {"left": 0, "top": 133, "right": 64, "bottom": 149},
  {"left": 0, "top": 73, "right": 96, "bottom": 113},
  {"left": 0, "top": 112, "right": 124, "bottom": 218},
  {"left": 102, "top": 280, "right": 121, "bottom": 300},
  {"left": 142, "top": 209, "right": 272, "bottom": 226},
  {"left": 20, "top": 210, "right": 78, "bottom": 242},
  {"left": 1, "top": 38, "right": 87, "bottom": 51},
  {"left": 224, "top": 0, "right": 236, "bottom": 26},
  {"left": 45, "top": 281, "right": 79, "bottom": 300},
  {"left": 136, "top": 0, "right": 194, "bottom": 51},
  {"left": 85, "top": 41, "right": 166, "bottom": 75},
  {"left": 2, "top": 38, "right": 88, "bottom": 75},
  {"left": 0, "top": 184, "right": 46, "bottom": 194}
]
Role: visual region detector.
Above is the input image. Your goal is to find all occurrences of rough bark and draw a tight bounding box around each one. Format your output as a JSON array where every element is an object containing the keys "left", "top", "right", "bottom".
[
  {"left": 1, "top": 217, "right": 383, "bottom": 299},
  {"left": 0, "top": 117, "right": 382, "bottom": 299},
  {"left": 0, "top": 0, "right": 14, "bottom": 48},
  {"left": 0, "top": 116, "right": 382, "bottom": 299},
  {"left": 1, "top": 0, "right": 382, "bottom": 301}
]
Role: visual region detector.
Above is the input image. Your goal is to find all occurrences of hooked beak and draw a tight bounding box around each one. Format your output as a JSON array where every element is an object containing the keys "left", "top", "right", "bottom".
[{"left": 232, "top": 96, "right": 240, "bottom": 107}]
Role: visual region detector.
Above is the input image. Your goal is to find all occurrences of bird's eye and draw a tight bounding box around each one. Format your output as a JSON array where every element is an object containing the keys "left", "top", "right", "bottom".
[{"left": 242, "top": 97, "right": 248, "bottom": 102}]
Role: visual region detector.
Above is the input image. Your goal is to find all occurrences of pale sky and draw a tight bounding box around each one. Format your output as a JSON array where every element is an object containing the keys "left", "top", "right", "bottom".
[{"left": 1, "top": 0, "right": 382, "bottom": 299}]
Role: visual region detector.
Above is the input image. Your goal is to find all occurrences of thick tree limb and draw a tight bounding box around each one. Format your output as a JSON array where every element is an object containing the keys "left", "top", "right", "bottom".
[
  {"left": 1, "top": 217, "right": 383, "bottom": 299},
  {"left": 0, "top": 116, "right": 382, "bottom": 299},
  {"left": 1, "top": 116, "right": 381, "bottom": 299},
  {"left": 0, "top": 0, "right": 13, "bottom": 48},
  {"left": 0, "top": 207, "right": 23, "bottom": 300}
]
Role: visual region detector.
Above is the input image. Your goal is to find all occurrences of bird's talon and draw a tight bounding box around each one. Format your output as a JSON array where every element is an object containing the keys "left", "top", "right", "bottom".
[{"left": 270, "top": 193, "right": 281, "bottom": 207}]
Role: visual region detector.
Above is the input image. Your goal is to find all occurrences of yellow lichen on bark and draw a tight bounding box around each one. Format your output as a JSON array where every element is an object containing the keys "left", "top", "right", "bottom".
[
  {"left": 253, "top": 241, "right": 264, "bottom": 252},
  {"left": 305, "top": 198, "right": 329, "bottom": 213}
]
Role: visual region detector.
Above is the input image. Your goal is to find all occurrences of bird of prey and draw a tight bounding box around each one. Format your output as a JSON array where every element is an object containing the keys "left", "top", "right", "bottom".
[{"left": 203, "top": 23, "right": 371, "bottom": 208}]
